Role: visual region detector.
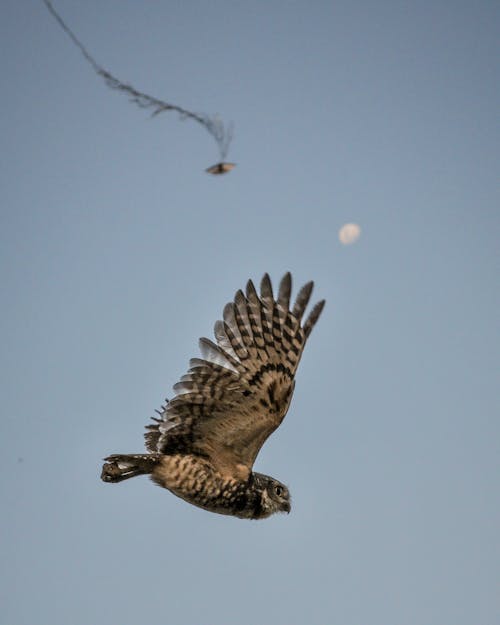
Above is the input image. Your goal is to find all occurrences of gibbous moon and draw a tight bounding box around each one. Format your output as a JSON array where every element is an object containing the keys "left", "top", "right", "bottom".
[{"left": 338, "top": 223, "right": 361, "bottom": 245}]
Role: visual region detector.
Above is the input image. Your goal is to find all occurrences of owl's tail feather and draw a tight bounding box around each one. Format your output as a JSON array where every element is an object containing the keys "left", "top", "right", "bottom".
[{"left": 101, "top": 453, "right": 161, "bottom": 483}]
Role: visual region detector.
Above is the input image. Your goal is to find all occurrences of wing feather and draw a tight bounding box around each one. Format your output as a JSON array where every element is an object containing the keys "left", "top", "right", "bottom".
[
  {"left": 145, "top": 273, "right": 325, "bottom": 475},
  {"left": 245, "top": 280, "right": 266, "bottom": 351},
  {"left": 304, "top": 300, "right": 326, "bottom": 338},
  {"left": 277, "top": 271, "right": 292, "bottom": 326},
  {"left": 292, "top": 280, "right": 314, "bottom": 319}
]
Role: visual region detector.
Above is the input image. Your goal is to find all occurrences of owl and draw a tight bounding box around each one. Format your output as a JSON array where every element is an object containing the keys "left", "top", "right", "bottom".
[{"left": 101, "top": 273, "right": 325, "bottom": 519}]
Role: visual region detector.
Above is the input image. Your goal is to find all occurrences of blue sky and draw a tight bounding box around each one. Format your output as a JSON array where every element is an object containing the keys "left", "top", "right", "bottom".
[{"left": 1, "top": 2, "right": 498, "bottom": 624}]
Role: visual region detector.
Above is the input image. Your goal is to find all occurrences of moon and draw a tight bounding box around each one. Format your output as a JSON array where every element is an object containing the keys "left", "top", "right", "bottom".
[{"left": 338, "top": 223, "right": 361, "bottom": 245}]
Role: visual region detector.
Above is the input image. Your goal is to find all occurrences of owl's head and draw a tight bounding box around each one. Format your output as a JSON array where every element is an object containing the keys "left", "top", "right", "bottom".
[{"left": 253, "top": 473, "right": 291, "bottom": 518}]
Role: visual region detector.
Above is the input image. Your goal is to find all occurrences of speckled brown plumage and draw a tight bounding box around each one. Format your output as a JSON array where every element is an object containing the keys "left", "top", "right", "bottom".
[{"left": 101, "top": 273, "right": 324, "bottom": 519}]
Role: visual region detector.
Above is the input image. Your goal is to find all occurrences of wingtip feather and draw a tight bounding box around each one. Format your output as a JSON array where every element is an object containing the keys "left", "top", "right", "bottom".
[{"left": 303, "top": 299, "right": 326, "bottom": 337}]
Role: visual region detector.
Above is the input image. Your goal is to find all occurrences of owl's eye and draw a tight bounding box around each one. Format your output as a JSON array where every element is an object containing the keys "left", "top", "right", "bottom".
[{"left": 275, "top": 485, "right": 284, "bottom": 497}]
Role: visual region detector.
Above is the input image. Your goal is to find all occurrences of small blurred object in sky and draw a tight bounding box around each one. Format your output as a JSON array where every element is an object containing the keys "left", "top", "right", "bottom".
[
  {"left": 339, "top": 223, "right": 361, "bottom": 245},
  {"left": 205, "top": 162, "right": 237, "bottom": 175}
]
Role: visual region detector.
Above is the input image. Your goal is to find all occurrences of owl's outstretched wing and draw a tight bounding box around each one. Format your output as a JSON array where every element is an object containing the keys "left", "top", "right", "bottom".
[{"left": 145, "top": 273, "right": 325, "bottom": 477}]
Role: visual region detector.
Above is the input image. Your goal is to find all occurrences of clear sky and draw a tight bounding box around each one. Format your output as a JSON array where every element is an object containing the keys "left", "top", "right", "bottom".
[{"left": 1, "top": 2, "right": 498, "bottom": 624}]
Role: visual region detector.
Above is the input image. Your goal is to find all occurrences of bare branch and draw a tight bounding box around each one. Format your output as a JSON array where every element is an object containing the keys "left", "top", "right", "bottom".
[{"left": 42, "top": 0, "right": 233, "bottom": 160}]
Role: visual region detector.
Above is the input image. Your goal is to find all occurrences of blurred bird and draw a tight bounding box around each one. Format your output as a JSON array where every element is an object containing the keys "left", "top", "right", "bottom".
[{"left": 205, "top": 162, "right": 237, "bottom": 175}]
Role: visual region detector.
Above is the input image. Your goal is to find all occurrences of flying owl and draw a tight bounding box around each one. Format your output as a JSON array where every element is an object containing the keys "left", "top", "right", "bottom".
[{"left": 101, "top": 273, "right": 325, "bottom": 520}]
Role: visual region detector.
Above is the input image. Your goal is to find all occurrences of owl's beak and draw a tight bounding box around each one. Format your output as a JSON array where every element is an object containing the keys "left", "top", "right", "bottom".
[{"left": 283, "top": 501, "right": 291, "bottom": 514}]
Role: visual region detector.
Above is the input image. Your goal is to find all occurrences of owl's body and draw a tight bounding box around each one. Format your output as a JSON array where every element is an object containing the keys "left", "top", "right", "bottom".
[
  {"left": 101, "top": 273, "right": 324, "bottom": 520},
  {"left": 104, "top": 452, "right": 290, "bottom": 520}
]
